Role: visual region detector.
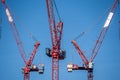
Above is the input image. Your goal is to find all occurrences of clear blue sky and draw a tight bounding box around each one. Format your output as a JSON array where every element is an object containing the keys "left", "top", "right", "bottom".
[{"left": 0, "top": 0, "right": 120, "bottom": 80}]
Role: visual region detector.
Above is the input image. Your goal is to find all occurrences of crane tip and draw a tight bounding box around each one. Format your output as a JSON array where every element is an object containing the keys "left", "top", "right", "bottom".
[
  {"left": 71, "top": 40, "right": 76, "bottom": 44},
  {"left": 34, "top": 41, "right": 40, "bottom": 46}
]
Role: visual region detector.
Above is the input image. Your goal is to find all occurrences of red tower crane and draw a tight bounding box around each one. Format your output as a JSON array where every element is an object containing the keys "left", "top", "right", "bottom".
[
  {"left": 67, "top": 0, "right": 119, "bottom": 80},
  {"left": 45, "top": 0, "right": 66, "bottom": 80},
  {"left": 1, "top": 0, "right": 44, "bottom": 80}
]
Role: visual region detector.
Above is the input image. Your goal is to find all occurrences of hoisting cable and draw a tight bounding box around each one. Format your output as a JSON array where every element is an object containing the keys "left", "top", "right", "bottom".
[
  {"left": 72, "top": 46, "right": 75, "bottom": 63},
  {"left": 0, "top": 18, "right": 1, "bottom": 39},
  {"left": 53, "top": 0, "right": 61, "bottom": 21},
  {"left": 74, "top": 7, "right": 111, "bottom": 41},
  {"left": 5, "top": 3, "right": 38, "bottom": 42},
  {"left": 118, "top": 1, "right": 120, "bottom": 40},
  {"left": 53, "top": 0, "right": 64, "bottom": 48},
  {"left": 4, "top": 0, "right": 38, "bottom": 42},
  {"left": 0, "top": 3, "right": 2, "bottom": 39},
  {"left": 13, "top": 13, "right": 38, "bottom": 42},
  {"left": 6, "top": 5, "right": 38, "bottom": 60},
  {"left": 118, "top": 19, "right": 120, "bottom": 40}
]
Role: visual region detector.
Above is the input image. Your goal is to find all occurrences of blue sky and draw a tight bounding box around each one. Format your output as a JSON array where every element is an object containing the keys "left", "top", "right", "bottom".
[{"left": 0, "top": 0, "right": 120, "bottom": 80}]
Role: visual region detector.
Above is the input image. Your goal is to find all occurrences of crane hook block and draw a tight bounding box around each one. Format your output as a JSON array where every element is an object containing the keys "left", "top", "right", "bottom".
[{"left": 1, "top": 0, "right": 5, "bottom": 3}]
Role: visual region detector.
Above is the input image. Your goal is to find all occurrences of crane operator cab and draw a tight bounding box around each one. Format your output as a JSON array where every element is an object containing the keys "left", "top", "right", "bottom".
[{"left": 45, "top": 48, "right": 66, "bottom": 60}]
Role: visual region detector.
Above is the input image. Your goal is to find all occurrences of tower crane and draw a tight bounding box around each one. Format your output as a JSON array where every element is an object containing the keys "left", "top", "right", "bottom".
[
  {"left": 1, "top": 0, "right": 44, "bottom": 80},
  {"left": 45, "top": 0, "right": 66, "bottom": 80},
  {"left": 67, "top": 0, "right": 119, "bottom": 80}
]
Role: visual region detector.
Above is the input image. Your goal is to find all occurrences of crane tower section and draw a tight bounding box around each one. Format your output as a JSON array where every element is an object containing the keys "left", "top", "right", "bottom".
[{"left": 46, "top": 0, "right": 66, "bottom": 80}]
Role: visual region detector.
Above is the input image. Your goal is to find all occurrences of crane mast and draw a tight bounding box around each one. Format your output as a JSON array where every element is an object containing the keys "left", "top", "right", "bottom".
[
  {"left": 46, "top": 0, "right": 65, "bottom": 80},
  {"left": 67, "top": 0, "right": 119, "bottom": 80},
  {"left": 1, "top": 0, "right": 44, "bottom": 80}
]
